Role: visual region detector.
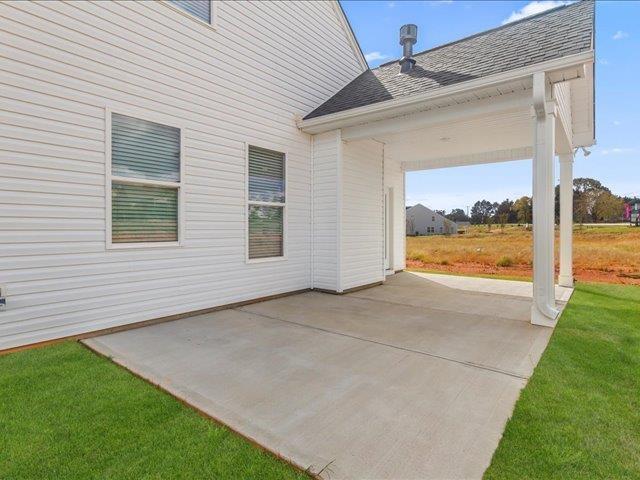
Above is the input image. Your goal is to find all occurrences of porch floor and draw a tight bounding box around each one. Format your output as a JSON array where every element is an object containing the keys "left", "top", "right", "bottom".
[{"left": 84, "top": 272, "right": 570, "bottom": 479}]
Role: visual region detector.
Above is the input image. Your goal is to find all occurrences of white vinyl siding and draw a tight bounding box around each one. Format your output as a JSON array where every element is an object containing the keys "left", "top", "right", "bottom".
[
  {"left": 341, "top": 140, "right": 384, "bottom": 290},
  {"left": 312, "top": 135, "right": 406, "bottom": 291},
  {"left": 0, "top": 0, "right": 364, "bottom": 350},
  {"left": 169, "top": 0, "right": 212, "bottom": 24},
  {"left": 247, "top": 145, "right": 286, "bottom": 260},
  {"left": 109, "top": 112, "right": 182, "bottom": 245},
  {"left": 312, "top": 130, "right": 340, "bottom": 291}
]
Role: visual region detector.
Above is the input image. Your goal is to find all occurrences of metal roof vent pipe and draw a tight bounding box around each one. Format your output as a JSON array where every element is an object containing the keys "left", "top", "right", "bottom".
[{"left": 399, "top": 24, "right": 418, "bottom": 74}]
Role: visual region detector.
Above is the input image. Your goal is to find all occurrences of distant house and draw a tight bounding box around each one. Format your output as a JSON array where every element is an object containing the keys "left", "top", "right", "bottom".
[{"left": 406, "top": 204, "right": 458, "bottom": 235}]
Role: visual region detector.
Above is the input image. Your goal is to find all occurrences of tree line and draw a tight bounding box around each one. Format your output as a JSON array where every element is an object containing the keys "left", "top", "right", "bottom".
[{"left": 438, "top": 178, "right": 636, "bottom": 226}]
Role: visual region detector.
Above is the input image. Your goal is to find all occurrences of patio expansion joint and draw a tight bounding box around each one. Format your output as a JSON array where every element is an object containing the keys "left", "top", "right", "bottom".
[
  {"left": 235, "top": 306, "right": 530, "bottom": 381},
  {"left": 346, "top": 291, "right": 532, "bottom": 325}
]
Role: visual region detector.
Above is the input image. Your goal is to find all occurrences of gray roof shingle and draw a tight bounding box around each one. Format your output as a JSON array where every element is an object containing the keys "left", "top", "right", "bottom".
[{"left": 305, "top": 0, "right": 594, "bottom": 120}]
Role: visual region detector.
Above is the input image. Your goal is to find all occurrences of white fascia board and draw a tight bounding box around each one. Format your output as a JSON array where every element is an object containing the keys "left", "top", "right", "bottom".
[
  {"left": 572, "top": 132, "right": 596, "bottom": 148},
  {"left": 299, "top": 50, "right": 594, "bottom": 135}
]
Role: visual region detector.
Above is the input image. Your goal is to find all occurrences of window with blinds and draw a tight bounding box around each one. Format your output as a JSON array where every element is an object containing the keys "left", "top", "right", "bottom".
[
  {"left": 247, "top": 146, "right": 286, "bottom": 259},
  {"left": 110, "top": 113, "right": 182, "bottom": 245},
  {"left": 169, "top": 0, "right": 212, "bottom": 24}
]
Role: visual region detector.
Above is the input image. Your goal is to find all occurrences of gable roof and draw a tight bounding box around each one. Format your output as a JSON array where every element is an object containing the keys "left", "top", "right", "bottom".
[
  {"left": 407, "top": 204, "right": 438, "bottom": 217},
  {"left": 305, "top": 1, "right": 594, "bottom": 120},
  {"left": 407, "top": 204, "right": 457, "bottom": 226}
]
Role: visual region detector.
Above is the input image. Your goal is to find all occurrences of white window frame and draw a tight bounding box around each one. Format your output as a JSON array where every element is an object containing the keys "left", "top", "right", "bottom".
[
  {"left": 245, "top": 142, "right": 287, "bottom": 264},
  {"left": 105, "top": 106, "right": 186, "bottom": 250},
  {"left": 162, "top": 0, "right": 219, "bottom": 30}
]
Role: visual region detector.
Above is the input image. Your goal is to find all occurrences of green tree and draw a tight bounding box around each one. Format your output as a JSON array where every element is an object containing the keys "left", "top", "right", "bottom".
[
  {"left": 573, "top": 177, "right": 611, "bottom": 223},
  {"left": 593, "top": 191, "right": 624, "bottom": 222},
  {"left": 446, "top": 208, "right": 469, "bottom": 223},
  {"left": 470, "top": 200, "right": 496, "bottom": 225},
  {"left": 512, "top": 196, "right": 532, "bottom": 225}
]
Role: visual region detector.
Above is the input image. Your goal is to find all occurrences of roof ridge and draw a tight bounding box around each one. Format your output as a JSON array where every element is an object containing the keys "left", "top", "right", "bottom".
[{"left": 377, "top": 0, "right": 585, "bottom": 69}]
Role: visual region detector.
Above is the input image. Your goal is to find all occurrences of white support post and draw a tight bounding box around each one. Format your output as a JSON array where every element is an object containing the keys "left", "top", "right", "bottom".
[
  {"left": 558, "top": 154, "right": 574, "bottom": 287},
  {"left": 531, "top": 72, "right": 560, "bottom": 327}
]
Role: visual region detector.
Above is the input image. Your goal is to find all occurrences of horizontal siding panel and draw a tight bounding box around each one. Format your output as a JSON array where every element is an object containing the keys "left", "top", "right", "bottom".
[
  {"left": 0, "top": 164, "right": 103, "bottom": 186},
  {"left": 0, "top": 191, "right": 105, "bottom": 208},
  {"left": 1, "top": 151, "right": 105, "bottom": 175},
  {"left": 0, "top": 109, "right": 104, "bottom": 140},
  {"left": 0, "top": 205, "right": 103, "bottom": 219},
  {"left": 1, "top": 136, "right": 105, "bottom": 163},
  {"left": 3, "top": 2, "right": 321, "bottom": 113},
  {"left": 0, "top": 178, "right": 103, "bottom": 196}
]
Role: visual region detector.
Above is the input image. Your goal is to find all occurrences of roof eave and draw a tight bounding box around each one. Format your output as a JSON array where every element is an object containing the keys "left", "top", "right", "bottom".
[{"left": 299, "top": 50, "right": 594, "bottom": 135}]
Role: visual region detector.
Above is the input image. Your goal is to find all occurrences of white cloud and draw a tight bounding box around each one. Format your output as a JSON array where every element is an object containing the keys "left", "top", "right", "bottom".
[
  {"left": 613, "top": 30, "right": 629, "bottom": 40},
  {"left": 428, "top": 0, "right": 454, "bottom": 5},
  {"left": 502, "top": 1, "right": 572, "bottom": 25},
  {"left": 387, "top": 1, "right": 395, "bottom": 8},
  {"left": 613, "top": 120, "right": 621, "bottom": 126},
  {"left": 364, "top": 51, "right": 389, "bottom": 62},
  {"left": 601, "top": 147, "right": 637, "bottom": 155},
  {"left": 598, "top": 58, "right": 609, "bottom": 65}
]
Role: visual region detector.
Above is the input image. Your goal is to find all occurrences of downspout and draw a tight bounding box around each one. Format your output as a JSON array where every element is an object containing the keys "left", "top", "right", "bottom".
[
  {"left": 532, "top": 72, "right": 560, "bottom": 322},
  {"left": 336, "top": 129, "right": 343, "bottom": 293},
  {"left": 310, "top": 134, "right": 315, "bottom": 290}
]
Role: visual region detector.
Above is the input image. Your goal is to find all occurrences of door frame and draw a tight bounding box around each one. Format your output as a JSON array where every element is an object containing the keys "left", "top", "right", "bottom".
[{"left": 384, "top": 187, "right": 394, "bottom": 272}]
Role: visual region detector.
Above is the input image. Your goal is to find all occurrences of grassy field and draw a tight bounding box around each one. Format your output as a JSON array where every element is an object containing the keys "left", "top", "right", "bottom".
[
  {"left": 0, "top": 342, "right": 309, "bottom": 480},
  {"left": 407, "top": 224, "right": 640, "bottom": 284},
  {"left": 484, "top": 282, "right": 640, "bottom": 479}
]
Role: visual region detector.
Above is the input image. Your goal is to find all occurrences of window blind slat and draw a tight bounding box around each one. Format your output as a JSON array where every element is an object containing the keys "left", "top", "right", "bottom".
[
  {"left": 248, "top": 146, "right": 285, "bottom": 203},
  {"left": 112, "top": 183, "right": 178, "bottom": 243},
  {"left": 248, "top": 205, "right": 283, "bottom": 259},
  {"left": 112, "top": 113, "right": 180, "bottom": 182},
  {"left": 169, "top": 0, "right": 211, "bottom": 23}
]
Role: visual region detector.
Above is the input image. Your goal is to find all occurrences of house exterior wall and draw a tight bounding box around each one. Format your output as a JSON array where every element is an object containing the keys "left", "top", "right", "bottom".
[
  {"left": 406, "top": 205, "right": 457, "bottom": 235},
  {"left": 311, "top": 136, "right": 405, "bottom": 291},
  {"left": 312, "top": 130, "right": 340, "bottom": 291},
  {"left": 0, "top": 0, "right": 364, "bottom": 349},
  {"left": 341, "top": 139, "right": 384, "bottom": 290}
]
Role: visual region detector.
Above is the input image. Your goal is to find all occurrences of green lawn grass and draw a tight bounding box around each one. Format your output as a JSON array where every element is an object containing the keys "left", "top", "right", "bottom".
[
  {"left": 0, "top": 342, "right": 309, "bottom": 480},
  {"left": 484, "top": 282, "right": 640, "bottom": 479}
]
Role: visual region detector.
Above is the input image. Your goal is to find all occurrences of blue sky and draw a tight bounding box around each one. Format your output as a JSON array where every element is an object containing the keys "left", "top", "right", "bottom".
[{"left": 341, "top": 0, "right": 640, "bottom": 211}]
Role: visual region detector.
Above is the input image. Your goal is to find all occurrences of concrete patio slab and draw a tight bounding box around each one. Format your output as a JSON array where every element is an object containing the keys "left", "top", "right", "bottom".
[
  {"left": 84, "top": 272, "right": 563, "bottom": 479},
  {"left": 409, "top": 271, "right": 574, "bottom": 303}
]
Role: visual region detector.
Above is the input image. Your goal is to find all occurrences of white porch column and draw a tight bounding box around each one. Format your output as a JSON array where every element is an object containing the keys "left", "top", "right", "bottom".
[
  {"left": 558, "top": 154, "right": 574, "bottom": 287},
  {"left": 531, "top": 73, "right": 560, "bottom": 327}
]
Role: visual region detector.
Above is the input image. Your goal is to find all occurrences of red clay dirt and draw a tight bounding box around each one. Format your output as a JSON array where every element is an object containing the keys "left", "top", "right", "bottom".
[{"left": 406, "top": 260, "right": 640, "bottom": 286}]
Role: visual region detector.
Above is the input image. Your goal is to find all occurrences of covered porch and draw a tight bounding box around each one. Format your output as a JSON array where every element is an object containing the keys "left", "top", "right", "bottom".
[{"left": 302, "top": 56, "right": 594, "bottom": 327}]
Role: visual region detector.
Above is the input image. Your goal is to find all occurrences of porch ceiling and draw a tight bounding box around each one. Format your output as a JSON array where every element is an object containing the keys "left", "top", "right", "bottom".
[{"left": 376, "top": 106, "right": 533, "bottom": 170}]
